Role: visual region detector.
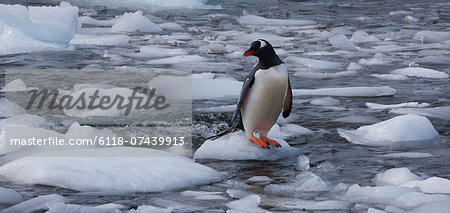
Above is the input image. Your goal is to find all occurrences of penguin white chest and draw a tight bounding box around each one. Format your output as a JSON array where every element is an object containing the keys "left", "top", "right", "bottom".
[{"left": 241, "top": 64, "right": 288, "bottom": 136}]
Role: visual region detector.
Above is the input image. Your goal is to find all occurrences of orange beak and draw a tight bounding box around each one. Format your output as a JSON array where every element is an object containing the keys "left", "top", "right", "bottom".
[{"left": 244, "top": 50, "right": 258, "bottom": 56}]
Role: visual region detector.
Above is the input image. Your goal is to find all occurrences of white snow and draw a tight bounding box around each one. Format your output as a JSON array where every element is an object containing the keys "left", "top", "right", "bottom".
[
  {"left": 0, "top": 2, "right": 80, "bottom": 55},
  {"left": 226, "top": 194, "right": 264, "bottom": 213},
  {"left": 237, "top": 14, "right": 316, "bottom": 26},
  {"left": 381, "top": 152, "right": 433, "bottom": 158},
  {"left": 194, "top": 124, "right": 299, "bottom": 161},
  {"left": 338, "top": 114, "right": 439, "bottom": 146},
  {"left": 0, "top": 186, "right": 24, "bottom": 205},
  {"left": 329, "top": 34, "right": 359, "bottom": 51},
  {"left": 390, "top": 67, "right": 449, "bottom": 79},
  {"left": 389, "top": 106, "right": 450, "bottom": 120},
  {"left": 310, "top": 97, "right": 340, "bottom": 106},
  {"left": 0, "top": 147, "right": 221, "bottom": 192},
  {"left": 296, "top": 155, "right": 310, "bottom": 171},
  {"left": 293, "top": 86, "right": 396, "bottom": 97},
  {"left": 70, "top": 34, "right": 130, "bottom": 46},
  {"left": 366, "top": 102, "right": 430, "bottom": 110},
  {"left": 413, "top": 30, "right": 450, "bottom": 43},
  {"left": 111, "top": 11, "right": 162, "bottom": 33},
  {"left": 373, "top": 168, "right": 423, "bottom": 186},
  {"left": 350, "top": 30, "right": 381, "bottom": 42}
]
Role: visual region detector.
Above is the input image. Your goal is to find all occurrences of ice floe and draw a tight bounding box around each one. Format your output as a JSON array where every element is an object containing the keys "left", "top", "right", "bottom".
[
  {"left": 310, "top": 97, "right": 340, "bottom": 106},
  {"left": 294, "top": 71, "right": 358, "bottom": 79},
  {"left": 366, "top": 102, "right": 430, "bottom": 110},
  {"left": 147, "top": 55, "right": 207, "bottom": 65},
  {"left": 79, "top": 16, "right": 116, "bottom": 27},
  {"left": 128, "top": 205, "right": 172, "bottom": 213},
  {"left": 293, "top": 86, "right": 396, "bottom": 97},
  {"left": 67, "top": 0, "right": 221, "bottom": 10},
  {"left": 265, "top": 171, "right": 329, "bottom": 195},
  {"left": 237, "top": 14, "right": 316, "bottom": 26},
  {"left": 296, "top": 155, "right": 310, "bottom": 171},
  {"left": 0, "top": 2, "right": 80, "bottom": 55},
  {"left": 373, "top": 168, "right": 423, "bottom": 186},
  {"left": 390, "top": 67, "right": 449, "bottom": 79},
  {"left": 0, "top": 147, "right": 221, "bottom": 192},
  {"left": 389, "top": 106, "right": 450, "bottom": 120},
  {"left": 350, "top": 30, "right": 381, "bottom": 43},
  {"left": 125, "top": 46, "right": 187, "bottom": 58},
  {"left": 2, "top": 79, "right": 28, "bottom": 92},
  {"left": 194, "top": 124, "right": 299, "bottom": 161},
  {"left": 371, "top": 74, "right": 409, "bottom": 80},
  {"left": 226, "top": 194, "right": 264, "bottom": 213},
  {"left": 329, "top": 34, "right": 359, "bottom": 51},
  {"left": 287, "top": 56, "right": 344, "bottom": 70},
  {"left": 338, "top": 114, "right": 439, "bottom": 146},
  {"left": 0, "top": 186, "right": 24, "bottom": 205},
  {"left": 111, "top": 11, "right": 162, "bottom": 33},
  {"left": 1, "top": 194, "right": 66, "bottom": 213},
  {"left": 413, "top": 30, "right": 450, "bottom": 43},
  {"left": 70, "top": 34, "right": 130, "bottom": 46},
  {"left": 380, "top": 152, "right": 433, "bottom": 158}
]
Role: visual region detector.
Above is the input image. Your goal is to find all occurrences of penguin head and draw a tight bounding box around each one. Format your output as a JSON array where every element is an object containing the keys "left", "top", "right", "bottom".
[{"left": 243, "top": 39, "right": 273, "bottom": 57}]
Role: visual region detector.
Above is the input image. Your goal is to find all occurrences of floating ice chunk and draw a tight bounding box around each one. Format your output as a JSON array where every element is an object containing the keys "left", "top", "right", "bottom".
[
  {"left": 0, "top": 147, "right": 221, "bottom": 192},
  {"left": 345, "top": 184, "right": 415, "bottom": 205},
  {"left": 416, "top": 55, "right": 450, "bottom": 65},
  {"left": 70, "top": 34, "right": 130, "bottom": 46},
  {"left": 366, "top": 102, "right": 430, "bottom": 110},
  {"left": 128, "top": 205, "right": 173, "bottom": 213},
  {"left": 351, "top": 30, "right": 381, "bottom": 42},
  {"left": 158, "top": 22, "right": 184, "bottom": 31},
  {"left": 265, "top": 171, "right": 329, "bottom": 195},
  {"left": 6, "top": 114, "right": 51, "bottom": 128},
  {"left": 296, "top": 155, "right": 310, "bottom": 171},
  {"left": 233, "top": 31, "right": 295, "bottom": 44},
  {"left": 389, "top": 106, "right": 450, "bottom": 120},
  {"left": 333, "top": 115, "right": 380, "bottom": 124},
  {"left": 226, "top": 189, "right": 250, "bottom": 199},
  {"left": 65, "top": 0, "right": 221, "bottom": 10},
  {"left": 371, "top": 74, "right": 409, "bottom": 80},
  {"left": 148, "top": 55, "right": 207, "bottom": 64},
  {"left": 272, "top": 199, "right": 350, "bottom": 211},
  {"left": 194, "top": 128, "right": 299, "bottom": 161},
  {"left": 310, "top": 97, "right": 340, "bottom": 106},
  {"left": 381, "top": 152, "right": 432, "bottom": 158},
  {"left": 401, "top": 177, "right": 450, "bottom": 194},
  {"left": 111, "top": 11, "right": 162, "bottom": 33},
  {"left": 148, "top": 73, "right": 241, "bottom": 100},
  {"left": 287, "top": 56, "right": 344, "bottom": 69},
  {"left": 195, "top": 105, "right": 236, "bottom": 112},
  {"left": 367, "top": 208, "right": 386, "bottom": 213},
  {"left": 347, "top": 62, "right": 362, "bottom": 70},
  {"left": 330, "top": 26, "right": 353, "bottom": 35},
  {"left": 390, "top": 67, "right": 448, "bottom": 79},
  {"left": 199, "top": 43, "right": 226, "bottom": 54},
  {"left": 413, "top": 31, "right": 450, "bottom": 43},
  {"left": 3, "top": 79, "right": 28, "bottom": 91},
  {"left": 180, "top": 190, "right": 226, "bottom": 200},
  {"left": 226, "top": 194, "right": 264, "bottom": 213},
  {"left": 0, "top": 186, "right": 24, "bottom": 205},
  {"left": 389, "top": 10, "right": 413, "bottom": 16},
  {"left": 47, "top": 202, "right": 127, "bottom": 213},
  {"left": 248, "top": 176, "right": 272, "bottom": 182},
  {"left": 294, "top": 71, "right": 358, "bottom": 79},
  {"left": 338, "top": 114, "right": 439, "bottom": 146},
  {"left": 409, "top": 201, "right": 450, "bottom": 213},
  {"left": 329, "top": 34, "right": 359, "bottom": 51},
  {"left": 373, "top": 168, "right": 423, "bottom": 186},
  {"left": 317, "top": 162, "right": 338, "bottom": 173},
  {"left": 293, "top": 86, "right": 396, "bottom": 97},
  {"left": 126, "top": 46, "right": 188, "bottom": 58},
  {"left": 280, "top": 124, "right": 314, "bottom": 137},
  {"left": 1, "top": 194, "right": 66, "bottom": 213},
  {"left": 79, "top": 16, "right": 116, "bottom": 27},
  {"left": 237, "top": 14, "right": 316, "bottom": 26},
  {"left": 359, "top": 53, "right": 396, "bottom": 66}
]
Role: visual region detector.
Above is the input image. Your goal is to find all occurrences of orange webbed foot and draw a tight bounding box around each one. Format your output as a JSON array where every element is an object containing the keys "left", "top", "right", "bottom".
[
  {"left": 249, "top": 135, "right": 269, "bottom": 149},
  {"left": 261, "top": 136, "right": 282, "bottom": 148}
]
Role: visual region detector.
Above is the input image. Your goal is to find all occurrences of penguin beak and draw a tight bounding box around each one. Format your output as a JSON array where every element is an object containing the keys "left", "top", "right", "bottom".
[{"left": 244, "top": 49, "right": 258, "bottom": 56}]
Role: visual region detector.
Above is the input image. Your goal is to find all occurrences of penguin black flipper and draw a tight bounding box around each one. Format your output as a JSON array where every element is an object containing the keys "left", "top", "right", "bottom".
[
  {"left": 282, "top": 77, "right": 292, "bottom": 118},
  {"left": 205, "top": 66, "right": 259, "bottom": 141}
]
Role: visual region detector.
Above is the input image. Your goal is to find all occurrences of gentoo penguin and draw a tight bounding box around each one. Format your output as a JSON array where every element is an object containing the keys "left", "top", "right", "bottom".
[{"left": 207, "top": 39, "right": 292, "bottom": 149}]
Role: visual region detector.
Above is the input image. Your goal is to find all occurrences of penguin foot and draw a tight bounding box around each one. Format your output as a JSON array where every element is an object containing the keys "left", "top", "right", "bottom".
[
  {"left": 261, "top": 136, "right": 282, "bottom": 148},
  {"left": 249, "top": 136, "right": 269, "bottom": 149}
]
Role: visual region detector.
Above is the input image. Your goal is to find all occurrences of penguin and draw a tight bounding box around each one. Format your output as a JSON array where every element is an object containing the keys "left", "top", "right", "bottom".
[{"left": 207, "top": 39, "right": 292, "bottom": 149}]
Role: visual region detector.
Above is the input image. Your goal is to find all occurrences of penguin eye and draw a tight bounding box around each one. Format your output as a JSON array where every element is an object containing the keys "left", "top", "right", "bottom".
[{"left": 258, "top": 40, "right": 267, "bottom": 49}]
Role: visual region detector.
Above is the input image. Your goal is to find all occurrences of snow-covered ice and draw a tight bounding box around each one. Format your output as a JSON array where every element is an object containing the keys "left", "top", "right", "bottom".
[
  {"left": 329, "top": 34, "right": 359, "bottom": 51},
  {"left": 366, "top": 102, "right": 430, "bottom": 110},
  {"left": 2, "top": 79, "right": 28, "bottom": 92},
  {"left": 293, "top": 86, "right": 396, "bottom": 97},
  {"left": 296, "top": 155, "right": 310, "bottom": 171},
  {"left": 413, "top": 30, "right": 450, "bottom": 43},
  {"left": 350, "top": 30, "right": 381, "bottom": 43},
  {"left": 338, "top": 114, "right": 439, "bottom": 146},
  {"left": 0, "top": 147, "right": 221, "bottom": 192},
  {"left": 390, "top": 67, "right": 449, "bottom": 79},
  {"left": 111, "top": 11, "right": 162, "bottom": 33},
  {"left": 373, "top": 168, "right": 423, "bottom": 186},
  {"left": 226, "top": 194, "right": 264, "bottom": 213},
  {"left": 265, "top": 171, "right": 329, "bottom": 195},
  {"left": 0, "top": 2, "right": 80, "bottom": 55},
  {"left": 194, "top": 124, "right": 299, "bottom": 161}
]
